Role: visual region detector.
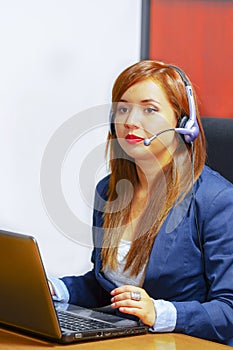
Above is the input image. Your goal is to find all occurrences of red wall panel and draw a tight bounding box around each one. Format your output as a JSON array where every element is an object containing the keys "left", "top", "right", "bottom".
[{"left": 149, "top": 0, "right": 233, "bottom": 118}]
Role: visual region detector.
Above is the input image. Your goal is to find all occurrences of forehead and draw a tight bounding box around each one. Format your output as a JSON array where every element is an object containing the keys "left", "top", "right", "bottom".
[{"left": 120, "top": 79, "right": 169, "bottom": 104}]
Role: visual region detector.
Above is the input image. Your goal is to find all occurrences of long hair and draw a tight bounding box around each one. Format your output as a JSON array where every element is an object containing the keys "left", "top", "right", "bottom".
[{"left": 101, "top": 60, "right": 206, "bottom": 276}]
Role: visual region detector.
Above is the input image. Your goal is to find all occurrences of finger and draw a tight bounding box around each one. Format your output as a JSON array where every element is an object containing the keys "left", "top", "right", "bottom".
[
  {"left": 111, "top": 285, "right": 145, "bottom": 300},
  {"left": 111, "top": 291, "right": 132, "bottom": 303},
  {"left": 119, "top": 306, "right": 156, "bottom": 327},
  {"left": 111, "top": 298, "right": 142, "bottom": 310},
  {"left": 48, "top": 281, "right": 55, "bottom": 296},
  {"left": 110, "top": 285, "right": 135, "bottom": 296},
  {"left": 118, "top": 306, "right": 142, "bottom": 318}
]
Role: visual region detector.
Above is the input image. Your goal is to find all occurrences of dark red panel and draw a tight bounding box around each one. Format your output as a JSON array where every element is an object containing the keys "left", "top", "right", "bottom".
[{"left": 149, "top": 0, "right": 233, "bottom": 118}]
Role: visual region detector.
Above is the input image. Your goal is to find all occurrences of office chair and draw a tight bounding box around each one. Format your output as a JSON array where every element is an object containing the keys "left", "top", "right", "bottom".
[{"left": 201, "top": 117, "right": 233, "bottom": 183}]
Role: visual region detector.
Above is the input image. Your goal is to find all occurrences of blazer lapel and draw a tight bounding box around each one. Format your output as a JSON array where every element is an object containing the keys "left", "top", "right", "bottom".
[{"left": 143, "top": 193, "right": 192, "bottom": 292}]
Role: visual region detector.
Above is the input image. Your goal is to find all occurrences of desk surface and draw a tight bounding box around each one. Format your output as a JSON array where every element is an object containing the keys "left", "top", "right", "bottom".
[{"left": 0, "top": 328, "right": 230, "bottom": 350}]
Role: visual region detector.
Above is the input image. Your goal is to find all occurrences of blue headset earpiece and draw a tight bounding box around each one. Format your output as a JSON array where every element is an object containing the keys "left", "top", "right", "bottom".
[{"left": 168, "top": 65, "right": 199, "bottom": 143}]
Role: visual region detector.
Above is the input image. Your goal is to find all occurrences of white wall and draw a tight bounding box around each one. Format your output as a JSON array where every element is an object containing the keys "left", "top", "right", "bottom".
[{"left": 0, "top": 0, "right": 141, "bottom": 276}]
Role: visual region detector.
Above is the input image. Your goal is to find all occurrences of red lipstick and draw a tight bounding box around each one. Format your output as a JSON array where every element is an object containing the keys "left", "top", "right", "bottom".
[{"left": 125, "top": 134, "right": 144, "bottom": 144}]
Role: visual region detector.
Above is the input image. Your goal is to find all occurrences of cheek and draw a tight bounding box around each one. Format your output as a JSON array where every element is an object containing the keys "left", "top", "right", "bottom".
[
  {"left": 153, "top": 132, "right": 178, "bottom": 155},
  {"left": 115, "top": 122, "right": 126, "bottom": 139},
  {"left": 156, "top": 116, "right": 176, "bottom": 130},
  {"left": 142, "top": 115, "right": 177, "bottom": 137},
  {"left": 114, "top": 126, "right": 127, "bottom": 150}
]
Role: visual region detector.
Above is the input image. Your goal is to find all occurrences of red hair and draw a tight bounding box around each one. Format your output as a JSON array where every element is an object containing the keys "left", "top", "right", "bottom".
[{"left": 101, "top": 60, "right": 206, "bottom": 275}]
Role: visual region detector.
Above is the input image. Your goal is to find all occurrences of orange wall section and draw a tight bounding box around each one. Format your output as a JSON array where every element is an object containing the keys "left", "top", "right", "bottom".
[{"left": 149, "top": 0, "right": 233, "bottom": 118}]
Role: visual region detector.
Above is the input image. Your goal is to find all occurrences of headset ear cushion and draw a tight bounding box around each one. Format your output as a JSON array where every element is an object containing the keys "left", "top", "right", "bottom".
[
  {"left": 110, "top": 122, "right": 115, "bottom": 134},
  {"left": 178, "top": 116, "right": 189, "bottom": 129},
  {"left": 109, "top": 110, "right": 115, "bottom": 134}
]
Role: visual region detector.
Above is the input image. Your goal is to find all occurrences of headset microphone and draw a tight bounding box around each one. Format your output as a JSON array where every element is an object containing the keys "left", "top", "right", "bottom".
[
  {"left": 144, "top": 128, "right": 175, "bottom": 146},
  {"left": 143, "top": 120, "right": 199, "bottom": 146}
]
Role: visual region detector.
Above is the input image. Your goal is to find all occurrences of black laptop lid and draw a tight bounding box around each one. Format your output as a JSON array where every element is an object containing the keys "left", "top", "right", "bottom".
[{"left": 0, "top": 230, "right": 62, "bottom": 340}]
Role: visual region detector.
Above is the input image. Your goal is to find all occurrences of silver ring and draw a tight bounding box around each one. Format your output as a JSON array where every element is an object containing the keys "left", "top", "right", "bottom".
[{"left": 130, "top": 291, "right": 141, "bottom": 301}]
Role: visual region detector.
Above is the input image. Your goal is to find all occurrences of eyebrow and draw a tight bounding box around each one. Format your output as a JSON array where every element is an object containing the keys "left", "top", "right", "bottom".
[
  {"left": 141, "top": 99, "right": 160, "bottom": 104},
  {"left": 118, "top": 98, "right": 160, "bottom": 104}
]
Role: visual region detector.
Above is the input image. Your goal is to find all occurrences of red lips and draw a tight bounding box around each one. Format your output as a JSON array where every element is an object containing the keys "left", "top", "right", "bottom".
[{"left": 125, "top": 134, "right": 144, "bottom": 144}]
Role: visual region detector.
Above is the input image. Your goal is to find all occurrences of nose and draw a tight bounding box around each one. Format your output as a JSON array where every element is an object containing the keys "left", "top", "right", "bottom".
[{"left": 124, "top": 106, "right": 141, "bottom": 129}]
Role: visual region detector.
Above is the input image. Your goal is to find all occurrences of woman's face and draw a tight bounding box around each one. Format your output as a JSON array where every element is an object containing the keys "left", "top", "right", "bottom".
[{"left": 114, "top": 79, "right": 177, "bottom": 163}]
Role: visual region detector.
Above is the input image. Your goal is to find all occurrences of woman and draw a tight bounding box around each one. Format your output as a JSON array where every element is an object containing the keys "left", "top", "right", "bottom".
[{"left": 49, "top": 60, "right": 233, "bottom": 345}]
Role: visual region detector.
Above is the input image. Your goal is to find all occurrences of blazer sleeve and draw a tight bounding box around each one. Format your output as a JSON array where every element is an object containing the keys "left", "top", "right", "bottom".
[
  {"left": 60, "top": 249, "right": 110, "bottom": 308},
  {"left": 172, "top": 184, "right": 233, "bottom": 344}
]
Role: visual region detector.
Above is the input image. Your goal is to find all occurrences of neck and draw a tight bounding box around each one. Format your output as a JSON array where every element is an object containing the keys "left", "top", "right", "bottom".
[{"left": 135, "top": 153, "right": 172, "bottom": 190}]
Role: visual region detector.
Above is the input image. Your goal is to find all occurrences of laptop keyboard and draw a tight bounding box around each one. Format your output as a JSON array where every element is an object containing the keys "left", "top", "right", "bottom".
[{"left": 57, "top": 310, "right": 114, "bottom": 332}]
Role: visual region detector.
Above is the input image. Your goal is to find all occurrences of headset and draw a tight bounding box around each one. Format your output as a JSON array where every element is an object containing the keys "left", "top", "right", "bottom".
[{"left": 109, "top": 64, "right": 200, "bottom": 144}]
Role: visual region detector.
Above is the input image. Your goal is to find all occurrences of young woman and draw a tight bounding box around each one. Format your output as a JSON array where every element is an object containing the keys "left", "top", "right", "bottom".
[{"left": 49, "top": 60, "right": 233, "bottom": 345}]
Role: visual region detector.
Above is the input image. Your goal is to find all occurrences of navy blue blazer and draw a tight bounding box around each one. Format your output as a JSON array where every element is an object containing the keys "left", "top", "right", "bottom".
[{"left": 61, "top": 166, "right": 233, "bottom": 345}]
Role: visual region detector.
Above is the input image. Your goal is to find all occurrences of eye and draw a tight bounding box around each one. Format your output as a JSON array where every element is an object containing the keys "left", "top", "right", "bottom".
[
  {"left": 144, "top": 107, "right": 158, "bottom": 114},
  {"left": 117, "top": 106, "right": 129, "bottom": 114}
]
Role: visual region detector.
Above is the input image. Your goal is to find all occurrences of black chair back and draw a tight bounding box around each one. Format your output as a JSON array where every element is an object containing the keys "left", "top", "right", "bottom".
[{"left": 201, "top": 117, "right": 233, "bottom": 183}]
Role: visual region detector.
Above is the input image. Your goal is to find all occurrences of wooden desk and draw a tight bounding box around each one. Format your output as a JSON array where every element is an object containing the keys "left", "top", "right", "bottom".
[{"left": 0, "top": 328, "right": 230, "bottom": 350}]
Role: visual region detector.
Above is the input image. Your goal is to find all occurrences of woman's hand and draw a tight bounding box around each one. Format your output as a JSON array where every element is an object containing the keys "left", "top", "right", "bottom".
[
  {"left": 48, "top": 280, "right": 55, "bottom": 296},
  {"left": 110, "top": 285, "right": 156, "bottom": 327}
]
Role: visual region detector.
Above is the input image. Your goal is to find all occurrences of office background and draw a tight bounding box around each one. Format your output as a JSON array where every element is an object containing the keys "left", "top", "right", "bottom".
[
  {"left": 0, "top": 0, "right": 141, "bottom": 276},
  {"left": 0, "top": 0, "right": 232, "bottom": 277}
]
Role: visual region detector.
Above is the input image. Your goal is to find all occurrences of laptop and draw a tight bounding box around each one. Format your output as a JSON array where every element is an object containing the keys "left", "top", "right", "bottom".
[{"left": 0, "top": 230, "right": 148, "bottom": 343}]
